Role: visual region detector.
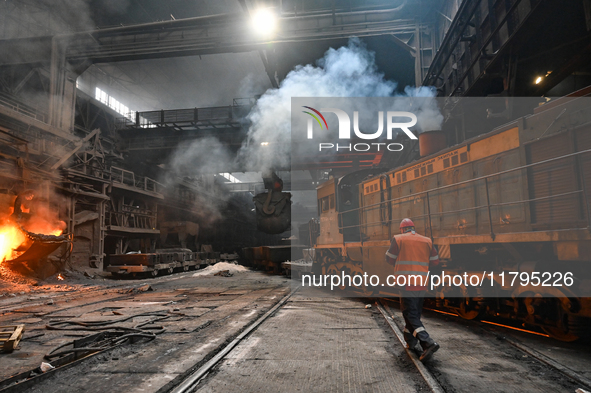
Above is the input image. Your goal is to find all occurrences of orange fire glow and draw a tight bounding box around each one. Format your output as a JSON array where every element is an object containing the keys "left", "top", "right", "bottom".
[
  {"left": 0, "top": 218, "right": 65, "bottom": 263},
  {"left": 57, "top": 274, "right": 64, "bottom": 281},
  {"left": 0, "top": 192, "right": 66, "bottom": 264},
  {"left": 0, "top": 223, "right": 26, "bottom": 262}
]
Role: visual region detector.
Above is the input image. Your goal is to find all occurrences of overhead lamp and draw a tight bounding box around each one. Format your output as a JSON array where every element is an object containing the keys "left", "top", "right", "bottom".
[
  {"left": 261, "top": 141, "right": 269, "bottom": 146},
  {"left": 252, "top": 8, "right": 276, "bottom": 35},
  {"left": 535, "top": 76, "right": 543, "bottom": 84}
]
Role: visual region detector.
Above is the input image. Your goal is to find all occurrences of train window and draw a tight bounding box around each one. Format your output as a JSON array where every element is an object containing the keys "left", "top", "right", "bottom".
[
  {"left": 402, "top": 172, "right": 407, "bottom": 182},
  {"left": 397, "top": 173, "right": 401, "bottom": 183},
  {"left": 421, "top": 166, "right": 427, "bottom": 176},
  {"left": 443, "top": 158, "right": 450, "bottom": 168},
  {"left": 365, "top": 186, "right": 370, "bottom": 193},
  {"left": 427, "top": 164, "right": 434, "bottom": 173},
  {"left": 460, "top": 152, "right": 468, "bottom": 163},
  {"left": 320, "top": 196, "right": 329, "bottom": 212},
  {"left": 452, "top": 155, "right": 459, "bottom": 166},
  {"left": 319, "top": 195, "right": 335, "bottom": 212},
  {"left": 414, "top": 169, "right": 420, "bottom": 178}
]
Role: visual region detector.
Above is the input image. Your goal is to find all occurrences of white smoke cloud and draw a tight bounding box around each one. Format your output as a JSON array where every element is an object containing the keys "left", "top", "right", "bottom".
[
  {"left": 162, "top": 38, "right": 443, "bottom": 224},
  {"left": 238, "top": 38, "right": 442, "bottom": 172},
  {"left": 161, "top": 137, "right": 233, "bottom": 224}
]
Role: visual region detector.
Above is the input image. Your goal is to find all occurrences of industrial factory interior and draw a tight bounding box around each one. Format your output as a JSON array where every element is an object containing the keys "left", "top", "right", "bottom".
[{"left": 1, "top": 0, "right": 591, "bottom": 392}]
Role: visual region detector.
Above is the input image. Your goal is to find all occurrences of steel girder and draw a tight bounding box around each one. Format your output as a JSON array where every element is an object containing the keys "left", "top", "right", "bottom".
[{"left": 0, "top": 9, "right": 419, "bottom": 66}]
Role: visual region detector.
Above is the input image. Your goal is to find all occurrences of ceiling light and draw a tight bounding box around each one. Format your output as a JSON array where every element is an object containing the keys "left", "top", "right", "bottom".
[
  {"left": 252, "top": 9, "right": 276, "bottom": 35},
  {"left": 535, "top": 76, "right": 543, "bottom": 84},
  {"left": 261, "top": 142, "right": 269, "bottom": 146}
]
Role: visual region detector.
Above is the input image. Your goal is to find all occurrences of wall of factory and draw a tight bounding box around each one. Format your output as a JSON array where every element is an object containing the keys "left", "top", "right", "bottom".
[{"left": 435, "top": 0, "right": 464, "bottom": 47}]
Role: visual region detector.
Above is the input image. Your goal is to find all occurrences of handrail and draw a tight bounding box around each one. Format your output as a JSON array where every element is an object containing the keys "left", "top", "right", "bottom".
[
  {"left": 332, "top": 149, "right": 591, "bottom": 238},
  {"left": 339, "top": 189, "right": 585, "bottom": 231},
  {"left": 347, "top": 148, "right": 591, "bottom": 214},
  {"left": 0, "top": 93, "right": 46, "bottom": 122},
  {"left": 110, "top": 166, "right": 164, "bottom": 194}
]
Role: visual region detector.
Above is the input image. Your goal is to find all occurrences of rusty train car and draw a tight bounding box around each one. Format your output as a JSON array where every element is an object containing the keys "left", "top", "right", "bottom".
[
  {"left": 312, "top": 95, "right": 591, "bottom": 341},
  {"left": 106, "top": 248, "right": 220, "bottom": 277}
]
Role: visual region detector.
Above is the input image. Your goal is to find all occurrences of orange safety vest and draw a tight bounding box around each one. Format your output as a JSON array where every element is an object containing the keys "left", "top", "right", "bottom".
[{"left": 392, "top": 232, "right": 433, "bottom": 287}]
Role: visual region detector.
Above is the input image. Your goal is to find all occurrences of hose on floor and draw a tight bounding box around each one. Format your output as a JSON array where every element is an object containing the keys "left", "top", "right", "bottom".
[{"left": 44, "top": 312, "right": 170, "bottom": 360}]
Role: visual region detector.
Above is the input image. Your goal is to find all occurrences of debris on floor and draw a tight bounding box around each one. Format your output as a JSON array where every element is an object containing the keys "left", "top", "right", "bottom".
[
  {"left": 193, "top": 262, "right": 248, "bottom": 277},
  {"left": 119, "top": 284, "right": 153, "bottom": 294},
  {"left": 0, "top": 324, "right": 25, "bottom": 353}
]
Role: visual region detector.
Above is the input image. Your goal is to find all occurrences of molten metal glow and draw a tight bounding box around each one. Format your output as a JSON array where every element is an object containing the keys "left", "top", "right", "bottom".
[
  {"left": 25, "top": 220, "right": 64, "bottom": 236},
  {"left": 426, "top": 308, "right": 458, "bottom": 317},
  {"left": 0, "top": 223, "right": 26, "bottom": 262},
  {"left": 481, "top": 320, "right": 550, "bottom": 337},
  {"left": 0, "top": 219, "right": 65, "bottom": 263}
]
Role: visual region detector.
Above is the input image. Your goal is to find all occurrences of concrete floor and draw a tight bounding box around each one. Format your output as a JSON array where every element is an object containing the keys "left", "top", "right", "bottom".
[
  {"left": 1, "top": 270, "right": 590, "bottom": 393},
  {"left": 387, "top": 305, "right": 582, "bottom": 393},
  {"left": 0, "top": 269, "right": 291, "bottom": 392},
  {"left": 199, "top": 292, "right": 427, "bottom": 393}
]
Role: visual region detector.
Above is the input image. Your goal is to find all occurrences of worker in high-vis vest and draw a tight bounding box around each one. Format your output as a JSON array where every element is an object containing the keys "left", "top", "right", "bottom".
[{"left": 385, "top": 218, "right": 440, "bottom": 362}]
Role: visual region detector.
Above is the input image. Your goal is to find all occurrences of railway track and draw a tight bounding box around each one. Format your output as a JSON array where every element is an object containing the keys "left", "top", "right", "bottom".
[
  {"left": 167, "top": 288, "right": 298, "bottom": 393},
  {"left": 376, "top": 301, "right": 444, "bottom": 393},
  {"left": 166, "top": 291, "right": 591, "bottom": 393},
  {"left": 377, "top": 299, "right": 591, "bottom": 393},
  {"left": 484, "top": 326, "right": 591, "bottom": 391}
]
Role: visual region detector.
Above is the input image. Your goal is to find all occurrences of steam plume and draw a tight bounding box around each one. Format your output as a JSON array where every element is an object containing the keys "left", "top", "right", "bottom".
[{"left": 238, "top": 38, "right": 442, "bottom": 172}]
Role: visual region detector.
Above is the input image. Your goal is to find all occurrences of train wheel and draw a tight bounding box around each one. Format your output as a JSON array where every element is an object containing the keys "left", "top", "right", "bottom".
[
  {"left": 326, "top": 264, "right": 346, "bottom": 290},
  {"left": 522, "top": 295, "right": 580, "bottom": 342},
  {"left": 541, "top": 326, "right": 579, "bottom": 342},
  {"left": 451, "top": 285, "right": 482, "bottom": 320},
  {"left": 455, "top": 300, "right": 481, "bottom": 320}
]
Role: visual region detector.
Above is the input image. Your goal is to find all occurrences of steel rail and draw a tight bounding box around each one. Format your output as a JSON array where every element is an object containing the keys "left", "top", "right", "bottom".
[
  {"left": 376, "top": 301, "right": 444, "bottom": 393},
  {"left": 497, "top": 334, "right": 591, "bottom": 390},
  {"left": 381, "top": 298, "right": 591, "bottom": 392},
  {"left": 170, "top": 287, "right": 298, "bottom": 393}
]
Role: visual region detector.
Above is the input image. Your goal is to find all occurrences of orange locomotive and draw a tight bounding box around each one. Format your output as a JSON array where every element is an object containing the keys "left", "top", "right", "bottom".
[{"left": 311, "top": 95, "right": 591, "bottom": 341}]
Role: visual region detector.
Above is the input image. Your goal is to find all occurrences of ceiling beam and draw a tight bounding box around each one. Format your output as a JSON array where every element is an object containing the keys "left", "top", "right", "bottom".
[{"left": 0, "top": 9, "right": 418, "bottom": 66}]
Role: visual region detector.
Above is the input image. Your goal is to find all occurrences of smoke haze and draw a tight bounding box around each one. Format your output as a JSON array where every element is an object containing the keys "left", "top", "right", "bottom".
[
  {"left": 238, "top": 38, "right": 443, "bottom": 172},
  {"left": 165, "top": 38, "right": 443, "bottom": 224}
]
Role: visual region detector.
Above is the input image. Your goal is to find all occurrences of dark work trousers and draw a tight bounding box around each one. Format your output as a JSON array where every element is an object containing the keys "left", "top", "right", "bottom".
[{"left": 400, "top": 289, "right": 434, "bottom": 349}]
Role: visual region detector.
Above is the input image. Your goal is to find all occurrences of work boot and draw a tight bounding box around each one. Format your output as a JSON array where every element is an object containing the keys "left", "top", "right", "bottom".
[
  {"left": 403, "top": 330, "right": 416, "bottom": 349},
  {"left": 406, "top": 337, "right": 423, "bottom": 355},
  {"left": 419, "top": 342, "right": 440, "bottom": 362},
  {"left": 406, "top": 340, "right": 422, "bottom": 354}
]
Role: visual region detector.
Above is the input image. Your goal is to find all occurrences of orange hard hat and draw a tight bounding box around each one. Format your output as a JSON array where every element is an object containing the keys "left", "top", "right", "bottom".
[{"left": 400, "top": 218, "right": 415, "bottom": 230}]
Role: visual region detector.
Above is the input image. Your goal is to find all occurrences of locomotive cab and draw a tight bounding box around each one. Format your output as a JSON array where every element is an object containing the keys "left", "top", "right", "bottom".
[{"left": 316, "top": 178, "right": 340, "bottom": 246}]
